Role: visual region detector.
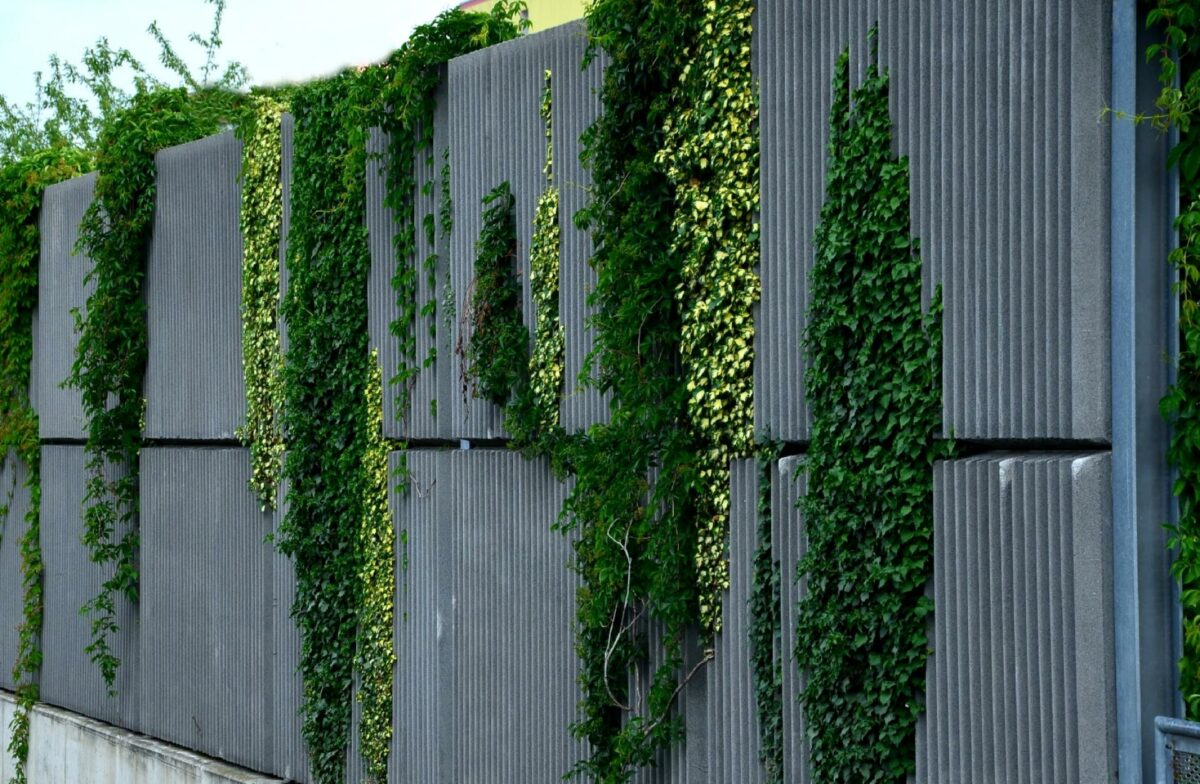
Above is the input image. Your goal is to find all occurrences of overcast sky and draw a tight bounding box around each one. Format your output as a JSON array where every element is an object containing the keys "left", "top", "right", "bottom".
[{"left": 0, "top": 0, "right": 456, "bottom": 108}]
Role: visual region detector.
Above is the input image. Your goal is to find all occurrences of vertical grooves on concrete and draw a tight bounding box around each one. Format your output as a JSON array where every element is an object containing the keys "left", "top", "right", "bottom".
[
  {"left": 918, "top": 454, "right": 1116, "bottom": 784},
  {"left": 145, "top": 132, "right": 246, "bottom": 440},
  {"left": 138, "top": 448, "right": 273, "bottom": 773},
  {"left": 271, "top": 474, "right": 308, "bottom": 782},
  {"left": 754, "top": 0, "right": 1111, "bottom": 443},
  {"left": 39, "top": 446, "right": 138, "bottom": 730},
  {"left": 772, "top": 456, "right": 810, "bottom": 783},
  {"left": 366, "top": 127, "right": 403, "bottom": 436},
  {"left": 0, "top": 453, "right": 30, "bottom": 692},
  {"left": 36, "top": 173, "right": 96, "bottom": 441}
]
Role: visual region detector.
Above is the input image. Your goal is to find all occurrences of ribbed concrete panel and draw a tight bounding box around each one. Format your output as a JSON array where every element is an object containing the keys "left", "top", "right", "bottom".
[
  {"left": 0, "top": 453, "right": 31, "bottom": 692},
  {"left": 450, "top": 449, "right": 583, "bottom": 781},
  {"left": 145, "top": 131, "right": 246, "bottom": 440},
  {"left": 367, "top": 76, "right": 452, "bottom": 441},
  {"left": 772, "top": 455, "right": 810, "bottom": 784},
  {"left": 755, "top": 0, "right": 1111, "bottom": 442},
  {"left": 36, "top": 173, "right": 95, "bottom": 441},
  {"left": 550, "top": 22, "right": 608, "bottom": 433},
  {"left": 389, "top": 449, "right": 446, "bottom": 784},
  {"left": 39, "top": 446, "right": 139, "bottom": 730},
  {"left": 271, "top": 474, "right": 309, "bottom": 783},
  {"left": 138, "top": 448, "right": 273, "bottom": 774},
  {"left": 707, "top": 459, "right": 767, "bottom": 783},
  {"left": 448, "top": 22, "right": 607, "bottom": 439},
  {"left": 917, "top": 453, "right": 1116, "bottom": 784}
]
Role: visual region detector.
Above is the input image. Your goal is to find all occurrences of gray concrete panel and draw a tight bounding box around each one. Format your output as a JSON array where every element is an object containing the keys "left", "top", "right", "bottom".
[
  {"left": 916, "top": 453, "right": 1116, "bottom": 784},
  {"left": 773, "top": 455, "right": 810, "bottom": 784},
  {"left": 755, "top": 0, "right": 1112, "bottom": 442},
  {"left": 145, "top": 131, "right": 246, "bottom": 440},
  {"left": 138, "top": 447, "right": 274, "bottom": 773},
  {"left": 36, "top": 173, "right": 96, "bottom": 441},
  {"left": 39, "top": 445, "right": 139, "bottom": 730}
]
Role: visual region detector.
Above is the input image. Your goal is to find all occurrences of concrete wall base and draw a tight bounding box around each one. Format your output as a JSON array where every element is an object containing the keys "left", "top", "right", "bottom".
[{"left": 0, "top": 691, "right": 286, "bottom": 784}]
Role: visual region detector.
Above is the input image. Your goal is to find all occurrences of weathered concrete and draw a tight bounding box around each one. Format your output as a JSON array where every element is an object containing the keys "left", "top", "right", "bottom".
[{"left": 0, "top": 690, "right": 285, "bottom": 784}]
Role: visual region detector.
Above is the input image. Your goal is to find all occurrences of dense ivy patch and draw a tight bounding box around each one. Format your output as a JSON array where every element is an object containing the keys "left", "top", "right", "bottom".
[
  {"left": 749, "top": 439, "right": 783, "bottom": 784},
  {"left": 68, "top": 87, "right": 244, "bottom": 691},
  {"left": 461, "top": 181, "right": 528, "bottom": 406},
  {"left": 0, "top": 147, "right": 92, "bottom": 783},
  {"left": 236, "top": 95, "right": 287, "bottom": 509},
  {"left": 796, "top": 38, "right": 945, "bottom": 783}
]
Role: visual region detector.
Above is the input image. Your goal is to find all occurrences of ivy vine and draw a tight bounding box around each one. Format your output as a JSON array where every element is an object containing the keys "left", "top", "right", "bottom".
[
  {"left": 278, "top": 70, "right": 376, "bottom": 783},
  {"left": 460, "top": 181, "right": 528, "bottom": 406},
  {"left": 658, "top": 0, "right": 760, "bottom": 632},
  {"left": 357, "top": 351, "right": 396, "bottom": 783},
  {"left": 0, "top": 146, "right": 92, "bottom": 784},
  {"left": 796, "top": 36, "right": 946, "bottom": 783},
  {"left": 68, "top": 86, "right": 244, "bottom": 691},
  {"left": 1149, "top": 0, "right": 1200, "bottom": 718},
  {"left": 362, "top": 2, "right": 528, "bottom": 426},
  {"left": 235, "top": 94, "right": 287, "bottom": 510},
  {"left": 749, "top": 439, "right": 783, "bottom": 784}
]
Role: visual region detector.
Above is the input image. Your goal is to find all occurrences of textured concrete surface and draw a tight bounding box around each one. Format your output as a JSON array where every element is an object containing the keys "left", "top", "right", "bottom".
[
  {"left": 0, "top": 690, "right": 286, "bottom": 784},
  {"left": 0, "top": 452, "right": 31, "bottom": 692}
]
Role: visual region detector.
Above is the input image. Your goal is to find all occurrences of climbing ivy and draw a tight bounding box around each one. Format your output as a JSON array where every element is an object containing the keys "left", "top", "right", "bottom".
[
  {"left": 1148, "top": 0, "right": 1200, "bottom": 718},
  {"left": 0, "top": 146, "right": 92, "bottom": 784},
  {"left": 461, "top": 181, "right": 528, "bottom": 406},
  {"left": 68, "top": 86, "right": 244, "bottom": 691},
  {"left": 506, "top": 70, "right": 564, "bottom": 446},
  {"left": 364, "top": 2, "right": 528, "bottom": 425},
  {"left": 796, "top": 37, "right": 945, "bottom": 783},
  {"left": 235, "top": 95, "right": 287, "bottom": 510},
  {"left": 659, "top": 0, "right": 760, "bottom": 632},
  {"left": 278, "top": 71, "right": 374, "bottom": 783},
  {"left": 357, "top": 352, "right": 396, "bottom": 783},
  {"left": 749, "top": 439, "right": 783, "bottom": 784}
]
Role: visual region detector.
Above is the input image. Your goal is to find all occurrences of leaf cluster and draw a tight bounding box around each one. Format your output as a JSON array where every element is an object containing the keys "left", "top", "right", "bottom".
[
  {"left": 461, "top": 181, "right": 529, "bottom": 407},
  {"left": 796, "top": 38, "right": 946, "bottom": 783},
  {"left": 749, "top": 439, "right": 784, "bottom": 784}
]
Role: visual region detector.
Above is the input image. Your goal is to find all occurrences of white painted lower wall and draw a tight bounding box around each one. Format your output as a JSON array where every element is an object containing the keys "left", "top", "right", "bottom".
[{"left": 0, "top": 691, "right": 285, "bottom": 784}]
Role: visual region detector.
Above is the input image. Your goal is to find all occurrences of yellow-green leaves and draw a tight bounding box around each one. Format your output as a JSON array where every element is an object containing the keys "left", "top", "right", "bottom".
[{"left": 236, "top": 95, "right": 286, "bottom": 510}]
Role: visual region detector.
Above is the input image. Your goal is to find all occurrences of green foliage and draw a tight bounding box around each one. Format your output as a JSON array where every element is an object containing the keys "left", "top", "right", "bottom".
[
  {"left": 361, "top": 1, "right": 528, "bottom": 424},
  {"left": 278, "top": 70, "right": 384, "bottom": 783},
  {"left": 461, "top": 181, "right": 529, "bottom": 406},
  {"left": 749, "top": 439, "right": 783, "bottom": 784},
  {"left": 0, "top": 147, "right": 92, "bottom": 783},
  {"left": 69, "top": 86, "right": 245, "bottom": 692},
  {"left": 507, "top": 70, "right": 564, "bottom": 442},
  {"left": 658, "top": 0, "right": 760, "bottom": 632},
  {"left": 236, "top": 95, "right": 287, "bottom": 509},
  {"left": 357, "top": 353, "right": 396, "bottom": 783},
  {"left": 796, "top": 37, "right": 945, "bottom": 783},
  {"left": 1150, "top": 0, "right": 1200, "bottom": 718}
]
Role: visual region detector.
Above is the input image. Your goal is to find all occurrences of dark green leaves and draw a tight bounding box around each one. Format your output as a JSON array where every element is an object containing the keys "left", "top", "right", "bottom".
[{"left": 796, "top": 35, "right": 946, "bottom": 783}]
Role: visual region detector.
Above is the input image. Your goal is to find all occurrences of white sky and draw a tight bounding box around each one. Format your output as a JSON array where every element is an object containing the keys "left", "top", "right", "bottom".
[{"left": 0, "top": 0, "right": 457, "bottom": 108}]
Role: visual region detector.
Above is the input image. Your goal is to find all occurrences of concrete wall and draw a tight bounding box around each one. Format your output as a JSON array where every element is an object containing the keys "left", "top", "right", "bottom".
[{"left": 5, "top": 5, "right": 1161, "bottom": 784}]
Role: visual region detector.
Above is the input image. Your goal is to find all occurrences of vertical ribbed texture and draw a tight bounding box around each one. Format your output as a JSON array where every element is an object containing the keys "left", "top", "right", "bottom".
[
  {"left": 450, "top": 448, "right": 583, "bottom": 781},
  {"left": 145, "top": 131, "right": 247, "bottom": 440},
  {"left": 448, "top": 21, "right": 607, "bottom": 439},
  {"left": 0, "top": 452, "right": 30, "bottom": 692},
  {"left": 551, "top": 22, "right": 609, "bottom": 433},
  {"left": 36, "top": 173, "right": 95, "bottom": 441},
  {"left": 366, "top": 127, "right": 402, "bottom": 435},
  {"left": 773, "top": 455, "right": 810, "bottom": 784},
  {"left": 138, "top": 447, "right": 273, "bottom": 774},
  {"left": 917, "top": 453, "right": 1116, "bottom": 784},
  {"left": 272, "top": 475, "right": 309, "bottom": 782},
  {"left": 38, "top": 445, "right": 139, "bottom": 730},
  {"left": 755, "top": 0, "right": 1111, "bottom": 442}
]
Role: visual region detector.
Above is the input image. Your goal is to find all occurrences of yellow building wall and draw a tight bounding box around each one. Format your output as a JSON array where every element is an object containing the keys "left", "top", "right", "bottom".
[{"left": 459, "top": 0, "right": 587, "bottom": 32}]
